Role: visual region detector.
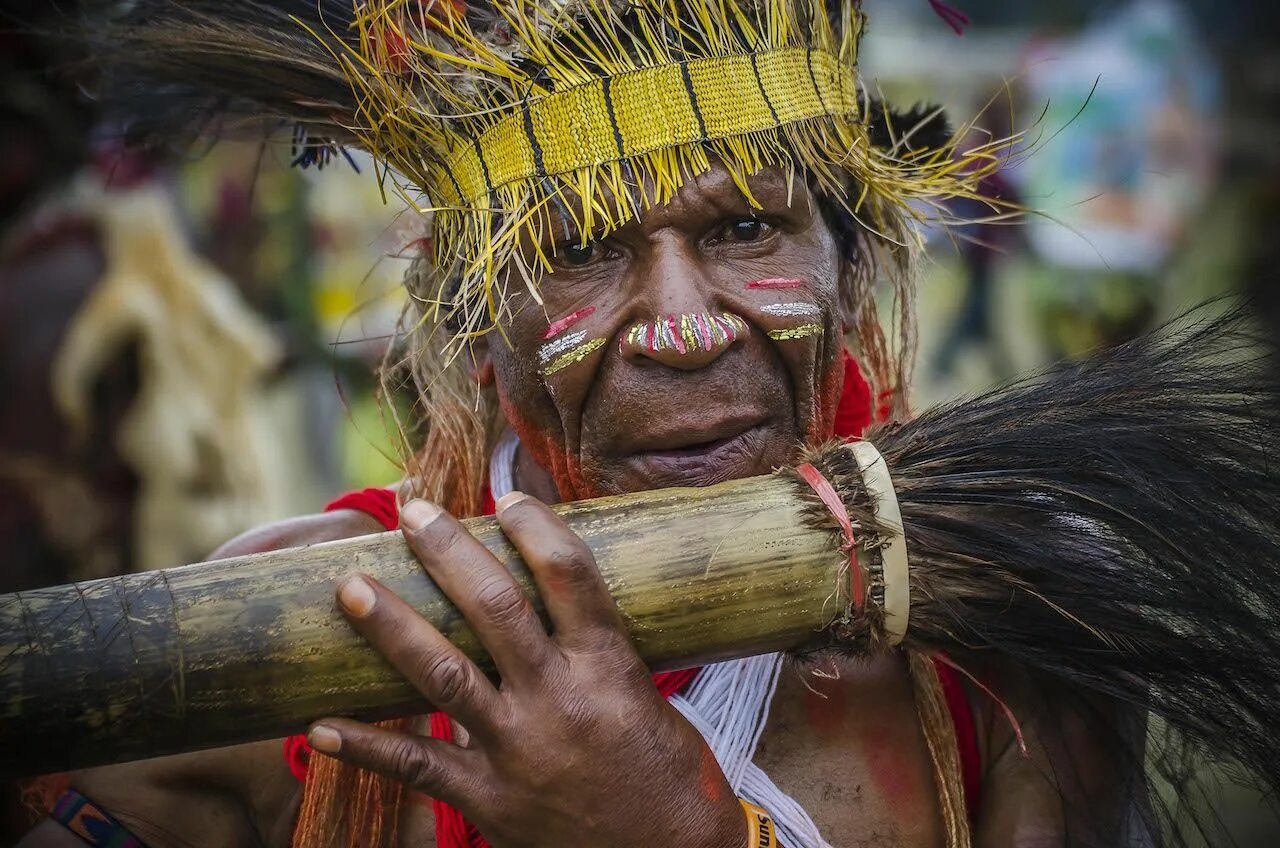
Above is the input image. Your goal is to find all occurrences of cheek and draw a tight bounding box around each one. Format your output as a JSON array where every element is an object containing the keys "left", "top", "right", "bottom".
[
  {"left": 494, "top": 365, "right": 594, "bottom": 497},
  {"left": 812, "top": 352, "right": 844, "bottom": 439}
]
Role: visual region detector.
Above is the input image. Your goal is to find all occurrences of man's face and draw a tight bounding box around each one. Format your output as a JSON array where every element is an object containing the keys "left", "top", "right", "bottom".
[{"left": 487, "top": 163, "right": 851, "bottom": 498}]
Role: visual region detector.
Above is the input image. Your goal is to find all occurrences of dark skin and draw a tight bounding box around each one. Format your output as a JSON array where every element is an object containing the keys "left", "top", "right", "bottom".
[
  {"left": 20, "top": 164, "right": 1135, "bottom": 848},
  {"left": 489, "top": 166, "right": 847, "bottom": 497}
]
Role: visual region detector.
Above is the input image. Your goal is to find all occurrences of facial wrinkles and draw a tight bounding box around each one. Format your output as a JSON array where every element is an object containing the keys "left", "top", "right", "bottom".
[
  {"left": 740, "top": 267, "right": 844, "bottom": 440},
  {"left": 492, "top": 166, "right": 850, "bottom": 499}
]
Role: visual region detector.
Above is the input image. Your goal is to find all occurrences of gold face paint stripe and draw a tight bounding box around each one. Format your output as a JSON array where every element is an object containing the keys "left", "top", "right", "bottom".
[
  {"left": 767, "top": 324, "right": 823, "bottom": 341},
  {"left": 540, "top": 337, "right": 606, "bottom": 376}
]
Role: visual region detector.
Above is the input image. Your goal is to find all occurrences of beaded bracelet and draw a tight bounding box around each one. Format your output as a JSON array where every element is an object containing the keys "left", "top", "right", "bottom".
[{"left": 51, "top": 790, "right": 147, "bottom": 848}]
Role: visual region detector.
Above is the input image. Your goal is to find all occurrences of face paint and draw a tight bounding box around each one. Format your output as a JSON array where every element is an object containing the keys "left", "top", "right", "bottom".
[
  {"left": 537, "top": 306, "right": 604, "bottom": 377},
  {"left": 538, "top": 330, "right": 588, "bottom": 367},
  {"left": 540, "top": 337, "right": 606, "bottom": 376},
  {"left": 767, "top": 324, "right": 823, "bottom": 341},
  {"left": 543, "top": 305, "right": 596, "bottom": 340},
  {"left": 622, "top": 312, "right": 748, "bottom": 355},
  {"left": 746, "top": 278, "right": 807, "bottom": 290},
  {"left": 760, "top": 301, "right": 821, "bottom": 318},
  {"left": 758, "top": 300, "right": 824, "bottom": 341}
]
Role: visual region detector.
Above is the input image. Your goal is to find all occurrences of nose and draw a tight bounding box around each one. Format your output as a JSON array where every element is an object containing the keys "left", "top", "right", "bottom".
[
  {"left": 619, "top": 237, "right": 748, "bottom": 369},
  {"left": 619, "top": 312, "right": 749, "bottom": 369}
]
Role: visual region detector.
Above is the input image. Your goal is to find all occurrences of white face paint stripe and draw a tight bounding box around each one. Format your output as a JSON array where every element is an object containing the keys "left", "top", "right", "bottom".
[
  {"left": 538, "top": 329, "right": 588, "bottom": 365},
  {"left": 760, "top": 302, "right": 821, "bottom": 318}
]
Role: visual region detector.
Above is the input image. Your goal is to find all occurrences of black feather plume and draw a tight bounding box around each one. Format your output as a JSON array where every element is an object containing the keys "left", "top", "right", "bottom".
[{"left": 812, "top": 302, "right": 1280, "bottom": 844}]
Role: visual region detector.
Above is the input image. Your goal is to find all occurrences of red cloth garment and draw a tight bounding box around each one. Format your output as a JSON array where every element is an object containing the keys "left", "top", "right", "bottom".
[
  {"left": 284, "top": 351, "right": 984, "bottom": 841},
  {"left": 935, "top": 662, "right": 982, "bottom": 821},
  {"left": 833, "top": 349, "right": 873, "bottom": 441},
  {"left": 326, "top": 487, "right": 402, "bottom": 531}
]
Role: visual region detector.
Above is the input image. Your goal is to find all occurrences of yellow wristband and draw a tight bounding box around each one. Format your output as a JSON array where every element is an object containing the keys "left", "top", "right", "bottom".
[{"left": 740, "top": 799, "right": 779, "bottom": 848}]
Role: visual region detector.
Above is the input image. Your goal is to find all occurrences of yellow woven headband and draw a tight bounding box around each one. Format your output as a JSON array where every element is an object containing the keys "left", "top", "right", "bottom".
[{"left": 436, "top": 46, "right": 857, "bottom": 208}]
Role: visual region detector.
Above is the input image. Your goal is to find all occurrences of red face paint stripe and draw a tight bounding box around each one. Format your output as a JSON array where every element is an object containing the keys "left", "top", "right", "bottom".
[
  {"left": 695, "top": 312, "right": 712, "bottom": 349},
  {"left": 747, "top": 278, "right": 806, "bottom": 290},
  {"left": 668, "top": 314, "right": 686, "bottom": 355},
  {"left": 542, "top": 305, "right": 596, "bottom": 339}
]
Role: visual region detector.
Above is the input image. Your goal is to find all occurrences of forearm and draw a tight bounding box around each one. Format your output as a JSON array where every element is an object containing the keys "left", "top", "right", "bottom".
[
  {"left": 16, "top": 820, "right": 90, "bottom": 848},
  {"left": 11, "top": 750, "right": 288, "bottom": 848}
]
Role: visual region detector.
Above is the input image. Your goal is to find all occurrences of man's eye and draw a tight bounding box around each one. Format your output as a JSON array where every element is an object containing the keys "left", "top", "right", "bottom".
[
  {"left": 728, "top": 219, "right": 766, "bottom": 242},
  {"left": 559, "top": 241, "right": 597, "bottom": 267}
]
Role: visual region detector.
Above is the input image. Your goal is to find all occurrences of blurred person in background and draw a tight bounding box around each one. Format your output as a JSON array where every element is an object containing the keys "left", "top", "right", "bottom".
[
  {"left": 1014, "top": 0, "right": 1221, "bottom": 355},
  {"left": 930, "top": 91, "right": 1024, "bottom": 382},
  {"left": 0, "top": 11, "right": 289, "bottom": 839}
]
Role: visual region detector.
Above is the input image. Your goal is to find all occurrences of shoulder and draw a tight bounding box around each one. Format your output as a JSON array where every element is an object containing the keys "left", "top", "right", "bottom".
[{"left": 967, "top": 657, "right": 1146, "bottom": 846}]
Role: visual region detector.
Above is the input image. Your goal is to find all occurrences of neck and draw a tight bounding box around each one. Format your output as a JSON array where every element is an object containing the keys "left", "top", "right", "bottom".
[{"left": 512, "top": 438, "right": 563, "bottom": 504}]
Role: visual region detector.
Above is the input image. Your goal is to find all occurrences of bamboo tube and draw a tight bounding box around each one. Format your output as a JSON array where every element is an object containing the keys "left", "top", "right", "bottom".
[{"left": 0, "top": 471, "right": 845, "bottom": 778}]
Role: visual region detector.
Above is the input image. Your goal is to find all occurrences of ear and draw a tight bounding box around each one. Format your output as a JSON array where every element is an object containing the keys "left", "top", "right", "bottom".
[
  {"left": 826, "top": 210, "right": 868, "bottom": 336},
  {"left": 836, "top": 257, "right": 862, "bottom": 336},
  {"left": 466, "top": 335, "right": 495, "bottom": 387}
]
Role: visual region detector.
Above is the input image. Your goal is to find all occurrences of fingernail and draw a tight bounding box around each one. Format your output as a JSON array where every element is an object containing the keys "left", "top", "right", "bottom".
[
  {"left": 401, "top": 499, "right": 442, "bottom": 531},
  {"left": 495, "top": 491, "right": 528, "bottom": 513},
  {"left": 308, "top": 725, "right": 342, "bottom": 754},
  {"left": 338, "top": 575, "right": 377, "bottom": 618}
]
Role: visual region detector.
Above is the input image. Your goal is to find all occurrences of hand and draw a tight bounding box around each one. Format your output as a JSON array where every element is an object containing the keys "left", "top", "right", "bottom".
[{"left": 307, "top": 492, "right": 746, "bottom": 848}]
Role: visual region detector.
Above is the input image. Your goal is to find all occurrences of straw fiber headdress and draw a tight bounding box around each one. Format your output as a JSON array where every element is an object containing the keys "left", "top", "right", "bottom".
[{"left": 90, "top": 0, "right": 1011, "bottom": 342}]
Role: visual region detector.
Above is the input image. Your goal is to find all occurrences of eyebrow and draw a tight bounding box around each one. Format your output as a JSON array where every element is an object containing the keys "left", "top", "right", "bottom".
[{"left": 537, "top": 163, "right": 799, "bottom": 248}]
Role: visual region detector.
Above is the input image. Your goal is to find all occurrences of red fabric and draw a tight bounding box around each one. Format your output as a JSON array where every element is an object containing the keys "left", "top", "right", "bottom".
[
  {"left": 325, "top": 487, "right": 401, "bottom": 531},
  {"left": 287, "top": 356, "right": 984, "bottom": 839},
  {"left": 281, "top": 734, "right": 312, "bottom": 784},
  {"left": 935, "top": 661, "right": 982, "bottom": 821},
  {"left": 833, "top": 349, "right": 873, "bottom": 441}
]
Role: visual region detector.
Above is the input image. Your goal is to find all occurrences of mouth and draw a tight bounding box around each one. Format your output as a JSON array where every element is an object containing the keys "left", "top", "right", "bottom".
[
  {"left": 620, "top": 418, "right": 772, "bottom": 486},
  {"left": 621, "top": 413, "right": 765, "bottom": 454}
]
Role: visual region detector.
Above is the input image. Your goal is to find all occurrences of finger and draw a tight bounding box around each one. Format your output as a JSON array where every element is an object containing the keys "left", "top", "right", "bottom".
[
  {"left": 336, "top": 574, "right": 500, "bottom": 731},
  {"left": 494, "top": 492, "right": 628, "bottom": 649},
  {"left": 399, "top": 499, "right": 556, "bottom": 679},
  {"left": 307, "top": 717, "right": 480, "bottom": 806}
]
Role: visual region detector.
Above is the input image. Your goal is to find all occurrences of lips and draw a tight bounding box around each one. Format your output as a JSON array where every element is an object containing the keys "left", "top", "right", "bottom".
[
  {"left": 615, "top": 413, "right": 767, "bottom": 455},
  {"left": 617, "top": 420, "right": 774, "bottom": 489}
]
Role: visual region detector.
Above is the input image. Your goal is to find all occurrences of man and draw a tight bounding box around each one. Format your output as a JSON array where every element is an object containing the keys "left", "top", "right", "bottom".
[{"left": 20, "top": 0, "right": 1137, "bottom": 845}]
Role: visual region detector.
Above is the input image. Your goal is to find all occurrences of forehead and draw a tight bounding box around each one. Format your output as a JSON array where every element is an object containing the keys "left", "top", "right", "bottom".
[{"left": 542, "top": 162, "right": 812, "bottom": 240}]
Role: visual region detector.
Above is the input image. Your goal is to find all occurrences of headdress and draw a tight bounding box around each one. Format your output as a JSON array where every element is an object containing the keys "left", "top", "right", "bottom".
[{"left": 90, "top": 0, "right": 1015, "bottom": 343}]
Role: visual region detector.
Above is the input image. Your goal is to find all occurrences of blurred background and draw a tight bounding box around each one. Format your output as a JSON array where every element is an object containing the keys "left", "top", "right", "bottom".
[{"left": 0, "top": 0, "right": 1277, "bottom": 837}]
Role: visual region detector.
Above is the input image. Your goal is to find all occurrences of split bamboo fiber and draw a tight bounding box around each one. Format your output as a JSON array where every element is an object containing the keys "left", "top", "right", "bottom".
[{"left": 0, "top": 466, "right": 856, "bottom": 778}]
